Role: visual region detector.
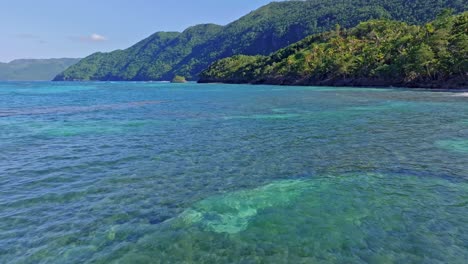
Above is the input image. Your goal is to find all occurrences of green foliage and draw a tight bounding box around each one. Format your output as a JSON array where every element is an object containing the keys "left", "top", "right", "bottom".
[
  {"left": 0, "top": 58, "right": 80, "bottom": 81},
  {"left": 54, "top": 0, "right": 467, "bottom": 81},
  {"left": 200, "top": 12, "right": 468, "bottom": 88},
  {"left": 171, "top": 75, "right": 187, "bottom": 83}
]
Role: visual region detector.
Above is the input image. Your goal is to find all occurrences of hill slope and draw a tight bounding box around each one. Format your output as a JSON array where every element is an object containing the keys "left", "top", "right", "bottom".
[
  {"left": 199, "top": 12, "right": 468, "bottom": 88},
  {"left": 54, "top": 0, "right": 467, "bottom": 81},
  {"left": 0, "top": 58, "right": 80, "bottom": 81}
]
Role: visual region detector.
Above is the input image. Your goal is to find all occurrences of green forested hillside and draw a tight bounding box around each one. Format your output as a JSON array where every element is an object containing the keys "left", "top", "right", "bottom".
[
  {"left": 199, "top": 12, "right": 467, "bottom": 88},
  {"left": 54, "top": 0, "right": 467, "bottom": 81},
  {"left": 0, "top": 58, "right": 80, "bottom": 81}
]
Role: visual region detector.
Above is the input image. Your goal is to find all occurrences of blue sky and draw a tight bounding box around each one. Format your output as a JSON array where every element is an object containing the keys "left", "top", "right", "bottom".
[{"left": 0, "top": 0, "right": 274, "bottom": 62}]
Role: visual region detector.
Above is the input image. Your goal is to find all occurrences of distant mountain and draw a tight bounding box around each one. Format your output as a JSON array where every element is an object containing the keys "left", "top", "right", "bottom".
[
  {"left": 54, "top": 0, "right": 467, "bottom": 81},
  {"left": 0, "top": 58, "right": 80, "bottom": 81},
  {"left": 199, "top": 12, "right": 468, "bottom": 89}
]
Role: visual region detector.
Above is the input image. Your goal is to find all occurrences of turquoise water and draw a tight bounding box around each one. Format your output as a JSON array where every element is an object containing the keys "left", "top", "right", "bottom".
[{"left": 0, "top": 82, "right": 467, "bottom": 263}]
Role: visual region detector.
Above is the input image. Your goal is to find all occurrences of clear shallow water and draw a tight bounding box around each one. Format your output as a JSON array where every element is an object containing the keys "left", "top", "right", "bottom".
[{"left": 0, "top": 82, "right": 467, "bottom": 263}]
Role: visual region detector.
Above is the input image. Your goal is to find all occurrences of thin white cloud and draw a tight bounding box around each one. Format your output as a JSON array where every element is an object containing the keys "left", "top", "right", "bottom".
[
  {"left": 71, "top": 33, "right": 108, "bottom": 43},
  {"left": 89, "top": 33, "right": 107, "bottom": 42}
]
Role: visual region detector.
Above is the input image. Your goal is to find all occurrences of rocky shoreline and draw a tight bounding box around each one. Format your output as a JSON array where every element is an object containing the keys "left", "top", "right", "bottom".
[{"left": 198, "top": 75, "right": 468, "bottom": 89}]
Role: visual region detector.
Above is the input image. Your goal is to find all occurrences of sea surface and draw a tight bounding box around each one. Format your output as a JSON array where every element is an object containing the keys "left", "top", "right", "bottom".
[{"left": 0, "top": 82, "right": 467, "bottom": 263}]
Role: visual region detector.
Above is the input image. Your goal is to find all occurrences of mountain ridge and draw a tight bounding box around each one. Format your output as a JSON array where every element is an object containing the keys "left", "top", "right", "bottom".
[{"left": 54, "top": 0, "right": 467, "bottom": 81}]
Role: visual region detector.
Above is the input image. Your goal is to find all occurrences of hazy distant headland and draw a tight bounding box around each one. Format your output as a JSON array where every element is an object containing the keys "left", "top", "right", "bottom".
[
  {"left": 53, "top": 0, "right": 467, "bottom": 86},
  {"left": 0, "top": 58, "right": 80, "bottom": 81}
]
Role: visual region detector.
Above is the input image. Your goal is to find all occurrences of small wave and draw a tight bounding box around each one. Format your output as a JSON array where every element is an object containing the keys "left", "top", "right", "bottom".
[{"left": 452, "top": 92, "right": 468, "bottom": 97}]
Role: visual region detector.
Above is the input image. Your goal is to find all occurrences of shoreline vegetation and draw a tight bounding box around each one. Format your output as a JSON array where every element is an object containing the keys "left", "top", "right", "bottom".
[
  {"left": 199, "top": 12, "right": 467, "bottom": 89},
  {"left": 53, "top": 0, "right": 466, "bottom": 84},
  {"left": 171, "top": 75, "right": 187, "bottom": 83}
]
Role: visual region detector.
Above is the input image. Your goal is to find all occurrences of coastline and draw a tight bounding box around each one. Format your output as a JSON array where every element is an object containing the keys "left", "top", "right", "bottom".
[{"left": 198, "top": 76, "right": 468, "bottom": 90}]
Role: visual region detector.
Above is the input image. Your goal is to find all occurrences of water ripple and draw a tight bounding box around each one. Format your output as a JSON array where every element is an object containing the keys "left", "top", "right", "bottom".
[
  {"left": 0, "top": 100, "right": 165, "bottom": 117},
  {"left": 0, "top": 82, "right": 467, "bottom": 263}
]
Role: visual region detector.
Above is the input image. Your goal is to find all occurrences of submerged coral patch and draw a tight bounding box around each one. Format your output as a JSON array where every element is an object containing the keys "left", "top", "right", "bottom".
[
  {"left": 115, "top": 173, "right": 468, "bottom": 263},
  {"left": 179, "top": 180, "right": 312, "bottom": 234}
]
